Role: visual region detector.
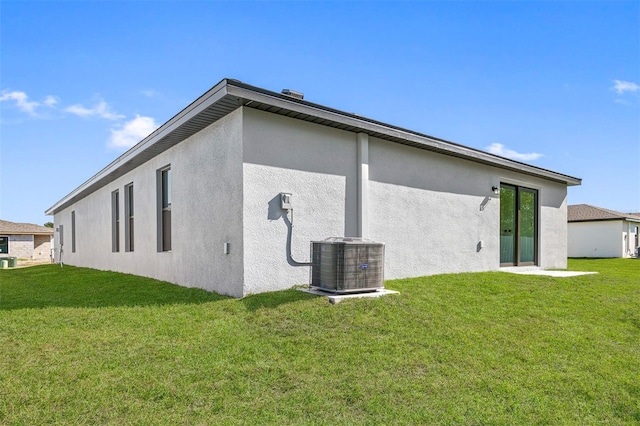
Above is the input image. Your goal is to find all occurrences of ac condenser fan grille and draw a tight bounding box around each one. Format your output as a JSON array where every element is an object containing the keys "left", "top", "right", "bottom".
[{"left": 310, "top": 238, "right": 385, "bottom": 294}]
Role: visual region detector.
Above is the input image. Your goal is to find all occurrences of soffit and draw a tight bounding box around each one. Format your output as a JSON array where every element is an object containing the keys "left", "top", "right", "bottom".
[
  {"left": 46, "top": 78, "right": 581, "bottom": 215},
  {"left": 228, "top": 82, "right": 581, "bottom": 187}
]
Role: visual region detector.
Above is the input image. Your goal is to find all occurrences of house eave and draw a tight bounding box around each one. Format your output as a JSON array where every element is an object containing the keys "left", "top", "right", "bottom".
[
  {"left": 46, "top": 78, "right": 582, "bottom": 216},
  {"left": 46, "top": 79, "right": 241, "bottom": 215},
  {"left": 226, "top": 81, "right": 582, "bottom": 187},
  {"left": 569, "top": 218, "right": 640, "bottom": 224},
  {"left": 0, "top": 232, "right": 54, "bottom": 236}
]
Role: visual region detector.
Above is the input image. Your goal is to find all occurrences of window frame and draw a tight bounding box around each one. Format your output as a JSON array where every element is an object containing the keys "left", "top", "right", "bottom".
[
  {"left": 112, "top": 189, "right": 120, "bottom": 252},
  {"left": 499, "top": 184, "right": 539, "bottom": 267},
  {"left": 157, "top": 166, "right": 172, "bottom": 252},
  {"left": 125, "top": 183, "right": 134, "bottom": 252},
  {"left": 71, "top": 211, "right": 76, "bottom": 253},
  {"left": 0, "top": 236, "right": 8, "bottom": 254}
]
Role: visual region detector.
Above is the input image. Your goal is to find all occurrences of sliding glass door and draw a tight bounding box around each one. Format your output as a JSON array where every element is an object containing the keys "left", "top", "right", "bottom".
[
  {"left": 500, "top": 184, "right": 538, "bottom": 266},
  {"left": 500, "top": 185, "right": 516, "bottom": 264}
]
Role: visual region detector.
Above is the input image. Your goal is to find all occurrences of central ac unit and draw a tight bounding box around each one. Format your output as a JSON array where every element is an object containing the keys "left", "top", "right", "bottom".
[{"left": 310, "top": 237, "right": 385, "bottom": 294}]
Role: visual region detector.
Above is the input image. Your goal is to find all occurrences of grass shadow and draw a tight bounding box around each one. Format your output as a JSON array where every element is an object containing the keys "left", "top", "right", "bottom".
[
  {"left": 0, "top": 265, "right": 230, "bottom": 310},
  {"left": 241, "top": 287, "right": 317, "bottom": 312}
]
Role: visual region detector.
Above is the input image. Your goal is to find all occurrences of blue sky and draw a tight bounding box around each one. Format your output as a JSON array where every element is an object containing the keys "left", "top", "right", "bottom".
[{"left": 1, "top": 1, "right": 639, "bottom": 226}]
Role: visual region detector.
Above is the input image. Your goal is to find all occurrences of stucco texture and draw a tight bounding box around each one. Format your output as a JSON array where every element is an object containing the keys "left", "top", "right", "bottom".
[
  {"left": 242, "top": 108, "right": 357, "bottom": 294},
  {"left": 54, "top": 109, "right": 245, "bottom": 297},
  {"left": 51, "top": 105, "right": 571, "bottom": 297},
  {"left": 568, "top": 220, "right": 637, "bottom": 258}
]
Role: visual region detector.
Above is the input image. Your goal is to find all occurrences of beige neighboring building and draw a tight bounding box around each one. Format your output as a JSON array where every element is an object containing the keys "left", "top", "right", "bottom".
[
  {"left": 0, "top": 220, "right": 54, "bottom": 260},
  {"left": 568, "top": 204, "right": 640, "bottom": 258}
]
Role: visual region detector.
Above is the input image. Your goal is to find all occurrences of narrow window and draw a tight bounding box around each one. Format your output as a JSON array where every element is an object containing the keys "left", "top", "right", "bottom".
[
  {"left": 112, "top": 190, "right": 120, "bottom": 252},
  {"left": 157, "top": 166, "right": 171, "bottom": 252},
  {"left": 71, "top": 211, "right": 76, "bottom": 253},
  {"left": 0, "top": 236, "right": 8, "bottom": 254},
  {"left": 125, "top": 183, "right": 134, "bottom": 252}
]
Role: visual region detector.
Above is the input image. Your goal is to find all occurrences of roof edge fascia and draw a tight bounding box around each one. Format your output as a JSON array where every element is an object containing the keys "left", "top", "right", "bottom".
[
  {"left": 45, "top": 79, "right": 232, "bottom": 215},
  {"left": 569, "top": 217, "right": 640, "bottom": 223},
  {"left": 0, "top": 232, "right": 54, "bottom": 235},
  {"left": 47, "top": 78, "right": 582, "bottom": 216},
  {"left": 226, "top": 81, "right": 581, "bottom": 187}
]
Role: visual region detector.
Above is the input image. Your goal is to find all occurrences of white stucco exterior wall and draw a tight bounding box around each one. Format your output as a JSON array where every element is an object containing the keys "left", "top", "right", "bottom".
[
  {"left": 536, "top": 180, "right": 569, "bottom": 269},
  {"left": 568, "top": 220, "right": 632, "bottom": 258},
  {"left": 241, "top": 108, "right": 357, "bottom": 294},
  {"left": 367, "top": 137, "right": 569, "bottom": 277},
  {"left": 367, "top": 137, "right": 499, "bottom": 278},
  {"left": 241, "top": 110, "right": 570, "bottom": 290},
  {"left": 627, "top": 222, "right": 639, "bottom": 256},
  {"left": 50, "top": 101, "right": 573, "bottom": 297},
  {"left": 53, "top": 109, "right": 245, "bottom": 297}
]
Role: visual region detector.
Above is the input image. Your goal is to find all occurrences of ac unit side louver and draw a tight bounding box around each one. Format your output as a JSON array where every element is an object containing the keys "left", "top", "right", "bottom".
[{"left": 310, "top": 237, "right": 385, "bottom": 294}]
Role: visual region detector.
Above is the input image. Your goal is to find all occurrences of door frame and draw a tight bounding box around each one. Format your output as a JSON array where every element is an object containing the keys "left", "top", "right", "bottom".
[{"left": 500, "top": 183, "right": 539, "bottom": 267}]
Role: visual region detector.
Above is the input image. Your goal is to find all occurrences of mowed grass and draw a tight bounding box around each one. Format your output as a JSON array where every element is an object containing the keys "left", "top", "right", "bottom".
[{"left": 1, "top": 259, "right": 638, "bottom": 425}]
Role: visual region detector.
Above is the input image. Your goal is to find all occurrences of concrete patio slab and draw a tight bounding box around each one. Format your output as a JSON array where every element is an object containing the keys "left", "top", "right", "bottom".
[
  {"left": 298, "top": 287, "right": 399, "bottom": 304},
  {"left": 500, "top": 267, "right": 598, "bottom": 277}
]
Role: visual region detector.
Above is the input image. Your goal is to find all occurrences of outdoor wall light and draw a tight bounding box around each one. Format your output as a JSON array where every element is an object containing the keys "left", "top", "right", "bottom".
[{"left": 492, "top": 186, "right": 500, "bottom": 196}]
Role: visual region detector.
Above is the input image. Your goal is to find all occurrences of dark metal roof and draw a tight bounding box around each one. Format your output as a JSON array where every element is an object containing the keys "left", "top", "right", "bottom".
[{"left": 46, "top": 78, "right": 582, "bottom": 215}]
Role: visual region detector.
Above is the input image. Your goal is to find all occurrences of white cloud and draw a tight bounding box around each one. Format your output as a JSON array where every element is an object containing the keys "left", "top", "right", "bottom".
[
  {"left": 109, "top": 115, "right": 158, "bottom": 149},
  {"left": 43, "top": 95, "right": 58, "bottom": 107},
  {"left": 65, "top": 100, "right": 125, "bottom": 120},
  {"left": 0, "top": 91, "right": 41, "bottom": 115},
  {"left": 612, "top": 80, "right": 640, "bottom": 95},
  {"left": 486, "top": 143, "right": 543, "bottom": 161}
]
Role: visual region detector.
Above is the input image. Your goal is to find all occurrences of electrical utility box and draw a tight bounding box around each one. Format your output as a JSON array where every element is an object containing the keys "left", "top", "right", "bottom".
[
  {"left": 280, "top": 193, "right": 292, "bottom": 210},
  {"left": 310, "top": 237, "right": 385, "bottom": 294}
]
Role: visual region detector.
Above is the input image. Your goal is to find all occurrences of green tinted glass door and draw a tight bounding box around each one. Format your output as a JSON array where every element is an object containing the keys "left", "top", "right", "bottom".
[
  {"left": 500, "top": 185, "right": 516, "bottom": 264},
  {"left": 500, "top": 184, "right": 538, "bottom": 266},
  {"left": 519, "top": 189, "right": 537, "bottom": 264}
]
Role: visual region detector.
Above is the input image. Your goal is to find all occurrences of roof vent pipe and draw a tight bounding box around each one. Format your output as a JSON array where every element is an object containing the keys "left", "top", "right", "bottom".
[{"left": 281, "top": 89, "right": 304, "bottom": 100}]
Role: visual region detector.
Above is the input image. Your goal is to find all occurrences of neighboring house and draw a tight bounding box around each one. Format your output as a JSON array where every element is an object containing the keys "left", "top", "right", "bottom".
[
  {"left": 0, "top": 219, "right": 54, "bottom": 260},
  {"left": 568, "top": 204, "right": 640, "bottom": 258},
  {"left": 45, "top": 78, "right": 581, "bottom": 297}
]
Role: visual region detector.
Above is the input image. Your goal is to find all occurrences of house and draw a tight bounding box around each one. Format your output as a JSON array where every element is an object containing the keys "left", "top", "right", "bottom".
[
  {"left": 0, "top": 219, "right": 54, "bottom": 260},
  {"left": 568, "top": 204, "right": 640, "bottom": 258},
  {"left": 45, "top": 78, "right": 581, "bottom": 297}
]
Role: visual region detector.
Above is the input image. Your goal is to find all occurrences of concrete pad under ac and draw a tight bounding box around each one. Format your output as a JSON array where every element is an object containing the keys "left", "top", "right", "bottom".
[{"left": 298, "top": 287, "right": 399, "bottom": 304}]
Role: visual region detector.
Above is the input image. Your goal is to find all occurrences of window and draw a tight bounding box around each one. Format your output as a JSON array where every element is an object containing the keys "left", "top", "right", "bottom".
[
  {"left": 112, "top": 190, "right": 120, "bottom": 252},
  {"left": 71, "top": 211, "right": 76, "bottom": 253},
  {"left": 157, "top": 166, "right": 171, "bottom": 252},
  {"left": 125, "top": 183, "right": 134, "bottom": 252},
  {"left": 0, "top": 236, "right": 8, "bottom": 254}
]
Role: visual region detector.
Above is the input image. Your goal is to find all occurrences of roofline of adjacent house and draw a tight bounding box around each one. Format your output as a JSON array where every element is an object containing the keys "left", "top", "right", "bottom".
[
  {"left": 0, "top": 231, "right": 54, "bottom": 235},
  {"left": 45, "top": 78, "right": 582, "bottom": 216},
  {"left": 569, "top": 217, "right": 640, "bottom": 223}
]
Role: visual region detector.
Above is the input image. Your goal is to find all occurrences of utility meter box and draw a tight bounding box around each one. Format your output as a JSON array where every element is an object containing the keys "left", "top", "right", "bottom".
[{"left": 280, "top": 193, "right": 292, "bottom": 210}]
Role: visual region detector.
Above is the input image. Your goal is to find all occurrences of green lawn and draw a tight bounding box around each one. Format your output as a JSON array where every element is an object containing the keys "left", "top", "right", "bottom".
[{"left": 1, "top": 259, "right": 638, "bottom": 425}]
